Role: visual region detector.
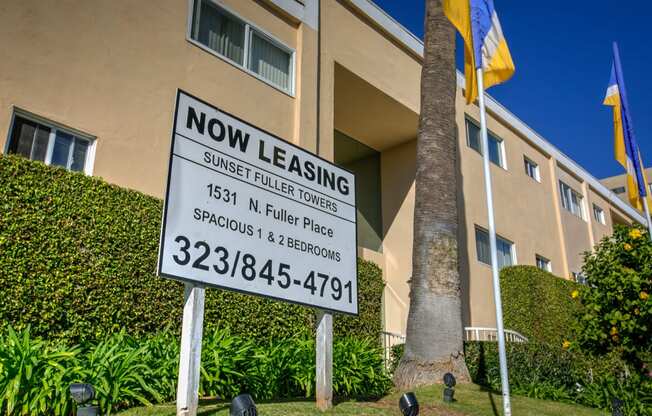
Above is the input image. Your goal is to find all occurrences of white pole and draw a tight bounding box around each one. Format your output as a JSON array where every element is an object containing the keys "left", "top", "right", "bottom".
[
  {"left": 315, "top": 310, "right": 333, "bottom": 411},
  {"left": 643, "top": 195, "right": 652, "bottom": 241},
  {"left": 177, "top": 283, "right": 206, "bottom": 416},
  {"left": 476, "top": 68, "right": 512, "bottom": 416}
]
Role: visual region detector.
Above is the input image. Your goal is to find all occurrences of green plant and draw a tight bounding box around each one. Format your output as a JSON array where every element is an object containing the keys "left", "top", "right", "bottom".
[
  {"left": 575, "top": 225, "right": 651, "bottom": 364},
  {"left": 0, "top": 155, "right": 383, "bottom": 343},
  {"left": 464, "top": 341, "right": 651, "bottom": 415},
  {"left": 0, "top": 326, "right": 81, "bottom": 415},
  {"left": 82, "top": 331, "right": 164, "bottom": 414},
  {"left": 500, "top": 266, "right": 582, "bottom": 344},
  {"left": 0, "top": 326, "right": 391, "bottom": 415}
]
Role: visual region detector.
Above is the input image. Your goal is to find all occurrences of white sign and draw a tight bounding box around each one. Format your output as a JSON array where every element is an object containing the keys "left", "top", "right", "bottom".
[{"left": 158, "top": 91, "right": 358, "bottom": 315}]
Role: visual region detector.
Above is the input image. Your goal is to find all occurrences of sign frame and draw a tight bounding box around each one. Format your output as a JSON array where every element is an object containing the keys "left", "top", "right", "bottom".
[{"left": 158, "top": 89, "right": 359, "bottom": 316}]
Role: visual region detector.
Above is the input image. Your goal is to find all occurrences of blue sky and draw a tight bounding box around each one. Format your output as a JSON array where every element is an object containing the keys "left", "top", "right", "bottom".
[{"left": 372, "top": 0, "right": 652, "bottom": 179}]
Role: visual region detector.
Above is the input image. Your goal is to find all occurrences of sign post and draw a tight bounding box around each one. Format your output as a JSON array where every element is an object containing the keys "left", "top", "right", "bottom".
[
  {"left": 176, "top": 283, "right": 205, "bottom": 416},
  {"left": 315, "top": 310, "right": 332, "bottom": 410},
  {"left": 158, "top": 90, "right": 357, "bottom": 414}
]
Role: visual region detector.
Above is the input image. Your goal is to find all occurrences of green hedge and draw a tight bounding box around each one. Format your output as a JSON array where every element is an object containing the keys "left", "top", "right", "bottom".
[
  {"left": 0, "top": 155, "right": 383, "bottom": 342},
  {"left": 465, "top": 341, "right": 651, "bottom": 415},
  {"left": 500, "top": 266, "right": 582, "bottom": 344}
]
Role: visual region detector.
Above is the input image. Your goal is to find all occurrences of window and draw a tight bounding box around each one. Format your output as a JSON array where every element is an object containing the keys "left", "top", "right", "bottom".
[
  {"left": 6, "top": 113, "right": 93, "bottom": 173},
  {"left": 524, "top": 157, "right": 540, "bottom": 181},
  {"left": 559, "top": 181, "right": 585, "bottom": 219},
  {"left": 465, "top": 119, "right": 505, "bottom": 168},
  {"left": 611, "top": 186, "right": 626, "bottom": 194},
  {"left": 190, "top": 0, "right": 294, "bottom": 93},
  {"left": 592, "top": 204, "right": 605, "bottom": 225},
  {"left": 475, "top": 227, "right": 514, "bottom": 269},
  {"left": 572, "top": 272, "right": 588, "bottom": 285},
  {"left": 535, "top": 255, "right": 551, "bottom": 272}
]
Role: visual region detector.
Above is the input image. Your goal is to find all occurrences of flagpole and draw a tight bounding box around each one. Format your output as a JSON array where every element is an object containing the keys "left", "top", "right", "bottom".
[
  {"left": 643, "top": 196, "right": 652, "bottom": 241},
  {"left": 476, "top": 68, "right": 512, "bottom": 416}
]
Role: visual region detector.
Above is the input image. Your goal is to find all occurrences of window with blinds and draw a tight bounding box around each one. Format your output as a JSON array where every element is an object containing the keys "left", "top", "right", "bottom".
[
  {"left": 475, "top": 227, "right": 514, "bottom": 269},
  {"left": 190, "top": 0, "right": 294, "bottom": 94},
  {"left": 7, "top": 113, "right": 93, "bottom": 173}
]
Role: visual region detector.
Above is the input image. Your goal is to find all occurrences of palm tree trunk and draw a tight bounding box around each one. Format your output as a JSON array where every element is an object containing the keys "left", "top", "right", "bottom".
[{"left": 393, "top": 0, "right": 470, "bottom": 389}]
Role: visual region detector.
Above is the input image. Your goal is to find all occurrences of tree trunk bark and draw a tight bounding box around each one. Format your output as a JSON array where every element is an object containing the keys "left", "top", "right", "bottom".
[{"left": 393, "top": 0, "right": 470, "bottom": 389}]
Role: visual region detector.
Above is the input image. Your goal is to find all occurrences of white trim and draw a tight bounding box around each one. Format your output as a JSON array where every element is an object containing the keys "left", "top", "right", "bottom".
[
  {"left": 186, "top": 0, "right": 297, "bottom": 97},
  {"left": 6, "top": 108, "right": 96, "bottom": 175},
  {"left": 524, "top": 156, "right": 541, "bottom": 182}
]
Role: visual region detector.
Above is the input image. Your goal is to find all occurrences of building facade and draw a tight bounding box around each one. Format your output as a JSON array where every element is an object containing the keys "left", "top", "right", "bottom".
[
  {"left": 1, "top": 0, "right": 646, "bottom": 338},
  {"left": 601, "top": 167, "right": 652, "bottom": 220}
]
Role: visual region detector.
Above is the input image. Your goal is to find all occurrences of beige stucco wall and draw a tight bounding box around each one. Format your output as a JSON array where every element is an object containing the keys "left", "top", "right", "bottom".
[
  {"left": 0, "top": 0, "right": 315, "bottom": 197},
  {"left": 1, "top": 0, "right": 643, "bottom": 336}
]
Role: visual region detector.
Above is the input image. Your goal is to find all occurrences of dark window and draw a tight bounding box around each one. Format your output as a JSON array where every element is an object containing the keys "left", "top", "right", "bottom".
[
  {"left": 466, "top": 119, "right": 504, "bottom": 167},
  {"left": 7, "top": 114, "right": 92, "bottom": 173},
  {"left": 334, "top": 130, "right": 382, "bottom": 252}
]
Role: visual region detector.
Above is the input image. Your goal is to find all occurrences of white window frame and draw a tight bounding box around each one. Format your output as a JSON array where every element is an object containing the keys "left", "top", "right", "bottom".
[
  {"left": 535, "top": 254, "right": 551, "bottom": 272},
  {"left": 186, "top": 0, "right": 296, "bottom": 96},
  {"left": 4, "top": 108, "right": 96, "bottom": 175},
  {"left": 592, "top": 204, "right": 606, "bottom": 225},
  {"left": 465, "top": 118, "right": 507, "bottom": 170},
  {"left": 524, "top": 156, "right": 540, "bottom": 182},
  {"left": 559, "top": 180, "right": 586, "bottom": 220},
  {"left": 474, "top": 226, "right": 516, "bottom": 268}
]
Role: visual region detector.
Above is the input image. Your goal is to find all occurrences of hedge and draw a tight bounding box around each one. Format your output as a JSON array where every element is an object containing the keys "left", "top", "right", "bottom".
[
  {"left": 0, "top": 155, "right": 383, "bottom": 342},
  {"left": 465, "top": 342, "right": 651, "bottom": 415},
  {"left": 500, "top": 265, "right": 582, "bottom": 344}
]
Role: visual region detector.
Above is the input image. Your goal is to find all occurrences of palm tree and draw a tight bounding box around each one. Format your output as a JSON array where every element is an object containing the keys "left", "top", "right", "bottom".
[{"left": 393, "top": 0, "right": 470, "bottom": 389}]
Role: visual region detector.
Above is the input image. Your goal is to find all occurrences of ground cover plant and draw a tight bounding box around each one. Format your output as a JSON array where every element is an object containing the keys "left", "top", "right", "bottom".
[{"left": 0, "top": 326, "right": 391, "bottom": 415}]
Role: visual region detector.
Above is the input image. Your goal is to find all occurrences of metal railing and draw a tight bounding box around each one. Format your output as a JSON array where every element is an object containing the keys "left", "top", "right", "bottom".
[
  {"left": 380, "top": 327, "right": 528, "bottom": 371},
  {"left": 380, "top": 331, "right": 406, "bottom": 371},
  {"left": 464, "top": 327, "right": 529, "bottom": 343}
]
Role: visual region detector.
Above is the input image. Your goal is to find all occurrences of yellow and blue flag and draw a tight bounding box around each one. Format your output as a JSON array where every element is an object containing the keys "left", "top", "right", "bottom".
[
  {"left": 443, "top": 0, "right": 515, "bottom": 103},
  {"left": 603, "top": 42, "right": 650, "bottom": 211}
]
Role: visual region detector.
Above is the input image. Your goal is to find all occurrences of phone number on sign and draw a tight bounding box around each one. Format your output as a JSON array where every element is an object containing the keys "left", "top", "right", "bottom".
[{"left": 170, "top": 235, "right": 353, "bottom": 303}]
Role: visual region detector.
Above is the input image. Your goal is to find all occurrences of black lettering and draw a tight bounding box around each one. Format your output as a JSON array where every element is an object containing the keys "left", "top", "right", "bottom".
[
  {"left": 288, "top": 155, "right": 302, "bottom": 177},
  {"left": 227, "top": 125, "right": 250, "bottom": 152},
  {"left": 337, "top": 177, "right": 350, "bottom": 195},
  {"left": 208, "top": 118, "right": 226, "bottom": 142},
  {"left": 273, "top": 146, "right": 286, "bottom": 168},
  {"left": 258, "top": 141, "right": 271, "bottom": 163},
  {"left": 304, "top": 160, "right": 316, "bottom": 181},
  {"left": 322, "top": 168, "right": 336, "bottom": 191},
  {"left": 186, "top": 107, "right": 205, "bottom": 132}
]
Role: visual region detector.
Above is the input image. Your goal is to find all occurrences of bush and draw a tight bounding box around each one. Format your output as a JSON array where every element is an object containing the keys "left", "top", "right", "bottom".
[
  {"left": 0, "top": 326, "right": 391, "bottom": 415},
  {"left": 500, "top": 266, "right": 582, "bottom": 344},
  {"left": 575, "top": 225, "right": 651, "bottom": 364},
  {"left": 0, "top": 155, "right": 383, "bottom": 343},
  {"left": 388, "top": 340, "right": 651, "bottom": 414},
  {"left": 465, "top": 341, "right": 651, "bottom": 415}
]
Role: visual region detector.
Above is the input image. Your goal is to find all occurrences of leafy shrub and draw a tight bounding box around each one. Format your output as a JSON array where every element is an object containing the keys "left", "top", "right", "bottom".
[
  {"left": 0, "top": 326, "right": 391, "bottom": 415},
  {"left": 0, "top": 327, "right": 80, "bottom": 415},
  {"left": 575, "top": 225, "right": 651, "bottom": 364},
  {"left": 465, "top": 341, "right": 651, "bottom": 415},
  {"left": 0, "top": 155, "right": 383, "bottom": 343},
  {"left": 500, "top": 266, "right": 582, "bottom": 344}
]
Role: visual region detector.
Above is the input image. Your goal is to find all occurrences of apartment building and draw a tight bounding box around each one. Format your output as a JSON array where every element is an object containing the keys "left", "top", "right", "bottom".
[
  {"left": 0, "top": 0, "right": 646, "bottom": 338},
  {"left": 601, "top": 167, "right": 652, "bottom": 218}
]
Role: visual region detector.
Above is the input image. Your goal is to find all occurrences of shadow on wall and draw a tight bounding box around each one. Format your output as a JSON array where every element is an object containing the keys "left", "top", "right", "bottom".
[{"left": 456, "top": 123, "right": 472, "bottom": 328}]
